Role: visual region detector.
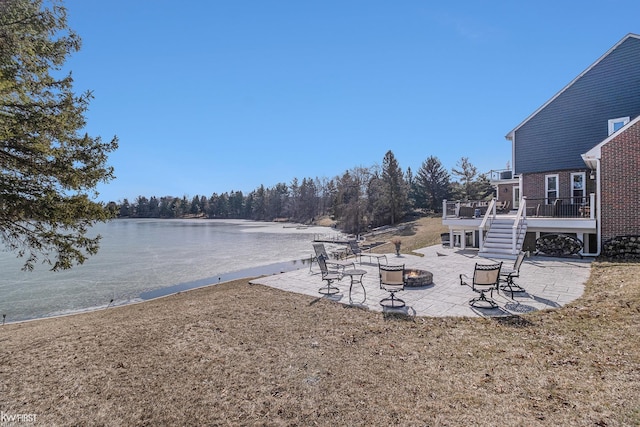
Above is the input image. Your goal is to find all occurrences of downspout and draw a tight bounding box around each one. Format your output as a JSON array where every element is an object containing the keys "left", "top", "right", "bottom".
[{"left": 594, "top": 158, "right": 602, "bottom": 256}]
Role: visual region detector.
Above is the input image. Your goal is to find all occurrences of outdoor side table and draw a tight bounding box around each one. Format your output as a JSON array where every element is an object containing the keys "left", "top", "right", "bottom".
[{"left": 343, "top": 269, "right": 367, "bottom": 303}]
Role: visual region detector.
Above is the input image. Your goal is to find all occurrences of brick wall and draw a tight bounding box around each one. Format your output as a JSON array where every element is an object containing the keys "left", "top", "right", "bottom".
[
  {"left": 522, "top": 170, "right": 595, "bottom": 202},
  {"left": 601, "top": 119, "right": 640, "bottom": 241},
  {"left": 496, "top": 183, "right": 514, "bottom": 204}
]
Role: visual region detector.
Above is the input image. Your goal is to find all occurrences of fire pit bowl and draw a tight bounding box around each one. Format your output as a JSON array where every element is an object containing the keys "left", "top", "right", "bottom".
[{"left": 404, "top": 269, "right": 433, "bottom": 287}]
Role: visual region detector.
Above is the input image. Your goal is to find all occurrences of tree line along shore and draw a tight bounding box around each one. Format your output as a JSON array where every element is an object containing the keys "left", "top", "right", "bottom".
[{"left": 109, "top": 152, "right": 491, "bottom": 235}]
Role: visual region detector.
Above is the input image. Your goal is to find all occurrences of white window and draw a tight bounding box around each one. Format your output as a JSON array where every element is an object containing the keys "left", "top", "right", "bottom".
[
  {"left": 545, "top": 174, "right": 559, "bottom": 205},
  {"left": 571, "top": 172, "right": 585, "bottom": 204},
  {"left": 608, "top": 116, "right": 630, "bottom": 135}
]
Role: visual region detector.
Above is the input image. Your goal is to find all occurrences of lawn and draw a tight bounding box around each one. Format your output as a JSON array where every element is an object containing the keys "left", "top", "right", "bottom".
[{"left": 1, "top": 218, "right": 639, "bottom": 426}]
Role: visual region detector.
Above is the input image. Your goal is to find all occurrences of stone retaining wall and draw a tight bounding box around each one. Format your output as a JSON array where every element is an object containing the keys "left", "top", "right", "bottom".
[{"left": 602, "top": 235, "right": 640, "bottom": 259}]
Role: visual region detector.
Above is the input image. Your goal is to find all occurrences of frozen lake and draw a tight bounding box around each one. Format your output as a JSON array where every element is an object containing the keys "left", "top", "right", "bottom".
[{"left": 0, "top": 219, "right": 342, "bottom": 322}]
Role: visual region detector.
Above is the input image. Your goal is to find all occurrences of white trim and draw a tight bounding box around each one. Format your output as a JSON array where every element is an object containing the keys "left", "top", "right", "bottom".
[
  {"left": 506, "top": 33, "right": 640, "bottom": 140},
  {"left": 545, "top": 174, "right": 559, "bottom": 204},
  {"left": 570, "top": 172, "right": 586, "bottom": 204},
  {"left": 511, "top": 133, "right": 517, "bottom": 174},
  {"left": 608, "top": 116, "right": 630, "bottom": 135}
]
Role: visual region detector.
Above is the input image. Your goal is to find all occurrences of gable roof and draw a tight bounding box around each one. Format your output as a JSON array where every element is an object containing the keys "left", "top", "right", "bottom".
[
  {"left": 582, "top": 114, "right": 640, "bottom": 168},
  {"left": 506, "top": 33, "right": 640, "bottom": 141}
]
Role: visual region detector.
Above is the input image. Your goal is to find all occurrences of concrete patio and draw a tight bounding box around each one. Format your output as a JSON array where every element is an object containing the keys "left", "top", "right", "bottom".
[{"left": 250, "top": 245, "right": 593, "bottom": 317}]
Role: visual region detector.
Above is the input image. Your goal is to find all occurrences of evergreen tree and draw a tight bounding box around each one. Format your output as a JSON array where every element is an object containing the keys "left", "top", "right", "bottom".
[
  {"left": 266, "top": 182, "right": 288, "bottom": 220},
  {"left": 298, "top": 177, "right": 318, "bottom": 223},
  {"left": 0, "top": 0, "right": 118, "bottom": 270},
  {"left": 159, "top": 196, "right": 173, "bottom": 218},
  {"left": 252, "top": 185, "right": 267, "bottom": 220},
  {"left": 474, "top": 174, "right": 495, "bottom": 200},
  {"left": 135, "top": 196, "right": 150, "bottom": 217},
  {"left": 198, "top": 195, "right": 209, "bottom": 217},
  {"left": 366, "top": 173, "right": 385, "bottom": 228},
  {"left": 405, "top": 166, "right": 416, "bottom": 210},
  {"left": 149, "top": 196, "right": 160, "bottom": 217},
  {"left": 451, "top": 157, "right": 478, "bottom": 200},
  {"left": 287, "top": 178, "right": 300, "bottom": 220},
  {"left": 322, "top": 178, "right": 338, "bottom": 220},
  {"left": 415, "top": 156, "right": 450, "bottom": 212},
  {"left": 380, "top": 150, "right": 407, "bottom": 225},
  {"left": 119, "top": 199, "right": 131, "bottom": 217},
  {"left": 228, "top": 191, "right": 243, "bottom": 217}
]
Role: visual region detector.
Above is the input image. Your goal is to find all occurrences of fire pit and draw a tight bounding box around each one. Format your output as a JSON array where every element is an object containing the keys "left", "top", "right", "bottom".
[{"left": 404, "top": 269, "right": 433, "bottom": 287}]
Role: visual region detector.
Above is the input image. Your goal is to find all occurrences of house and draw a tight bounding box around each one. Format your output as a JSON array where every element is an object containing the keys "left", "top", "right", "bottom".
[{"left": 443, "top": 33, "right": 640, "bottom": 259}]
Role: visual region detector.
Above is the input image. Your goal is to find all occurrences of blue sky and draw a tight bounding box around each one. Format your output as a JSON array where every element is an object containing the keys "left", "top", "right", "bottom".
[{"left": 64, "top": 0, "right": 640, "bottom": 203}]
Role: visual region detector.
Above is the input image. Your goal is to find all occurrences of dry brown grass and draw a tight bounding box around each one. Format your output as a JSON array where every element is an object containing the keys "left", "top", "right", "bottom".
[
  {"left": 1, "top": 220, "right": 639, "bottom": 426},
  {"left": 368, "top": 216, "right": 448, "bottom": 255}
]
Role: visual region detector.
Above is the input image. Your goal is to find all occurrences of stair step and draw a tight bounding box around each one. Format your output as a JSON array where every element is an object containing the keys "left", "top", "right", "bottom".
[
  {"left": 485, "top": 235, "right": 525, "bottom": 242},
  {"left": 483, "top": 242, "right": 516, "bottom": 249},
  {"left": 480, "top": 216, "right": 527, "bottom": 257},
  {"left": 486, "top": 232, "right": 519, "bottom": 238},
  {"left": 487, "top": 223, "right": 527, "bottom": 228},
  {"left": 485, "top": 238, "right": 521, "bottom": 244},
  {"left": 491, "top": 225, "right": 526, "bottom": 233}
]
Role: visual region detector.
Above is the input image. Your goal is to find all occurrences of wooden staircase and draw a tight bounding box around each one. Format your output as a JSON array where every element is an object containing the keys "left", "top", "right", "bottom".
[{"left": 478, "top": 217, "right": 527, "bottom": 260}]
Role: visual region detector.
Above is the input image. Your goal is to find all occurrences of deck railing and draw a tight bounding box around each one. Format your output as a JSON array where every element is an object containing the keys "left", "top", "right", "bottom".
[
  {"left": 512, "top": 197, "right": 527, "bottom": 254},
  {"left": 444, "top": 193, "right": 595, "bottom": 220},
  {"left": 522, "top": 194, "right": 595, "bottom": 219},
  {"left": 478, "top": 198, "right": 497, "bottom": 251},
  {"left": 488, "top": 169, "right": 514, "bottom": 181},
  {"left": 442, "top": 199, "right": 493, "bottom": 219}
]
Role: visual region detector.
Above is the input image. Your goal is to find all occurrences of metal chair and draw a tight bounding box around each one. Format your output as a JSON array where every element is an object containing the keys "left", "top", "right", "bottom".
[
  {"left": 310, "top": 243, "right": 355, "bottom": 273},
  {"left": 348, "top": 240, "right": 387, "bottom": 265},
  {"left": 460, "top": 262, "right": 503, "bottom": 308},
  {"left": 317, "top": 255, "right": 343, "bottom": 295},
  {"left": 378, "top": 264, "right": 406, "bottom": 308},
  {"left": 500, "top": 251, "right": 526, "bottom": 298}
]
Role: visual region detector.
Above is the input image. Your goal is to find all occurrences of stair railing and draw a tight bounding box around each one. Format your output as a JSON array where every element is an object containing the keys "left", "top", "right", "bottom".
[
  {"left": 512, "top": 197, "right": 527, "bottom": 254},
  {"left": 478, "top": 198, "right": 497, "bottom": 251}
]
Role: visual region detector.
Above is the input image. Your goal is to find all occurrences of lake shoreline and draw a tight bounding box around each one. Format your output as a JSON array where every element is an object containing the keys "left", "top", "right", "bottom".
[
  {"left": 2, "top": 257, "right": 312, "bottom": 325},
  {"left": 0, "top": 219, "right": 338, "bottom": 323}
]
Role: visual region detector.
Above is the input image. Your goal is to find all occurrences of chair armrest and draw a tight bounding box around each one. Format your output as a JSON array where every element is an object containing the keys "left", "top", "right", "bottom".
[{"left": 459, "top": 273, "right": 470, "bottom": 286}]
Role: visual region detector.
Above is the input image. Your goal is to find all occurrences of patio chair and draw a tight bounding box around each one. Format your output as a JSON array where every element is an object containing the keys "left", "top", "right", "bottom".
[
  {"left": 500, "top": 251, "right": 526, "bottom": 299},
  {"left": 317, "top": 254, "right": 343, "bottom": 295},
  {"left": 553, "top": 198, "right": 563, "bottom": 217},
  {"left": 310, "top": 243, "right": 355, "bottom": 273},
  {"left": 347, "top": 240, "right": 388, "bottom": 265},
  {"left": 460, "top": 262, "right": 503, "bottom": 309},
  {"left": 379, "top": 264, "right": 406, "bottom": 308}
]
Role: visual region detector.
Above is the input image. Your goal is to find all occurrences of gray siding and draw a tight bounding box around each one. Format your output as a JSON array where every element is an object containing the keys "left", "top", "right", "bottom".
[{"left": 514, "top": 36, "right": 640, "bottom": 174}]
